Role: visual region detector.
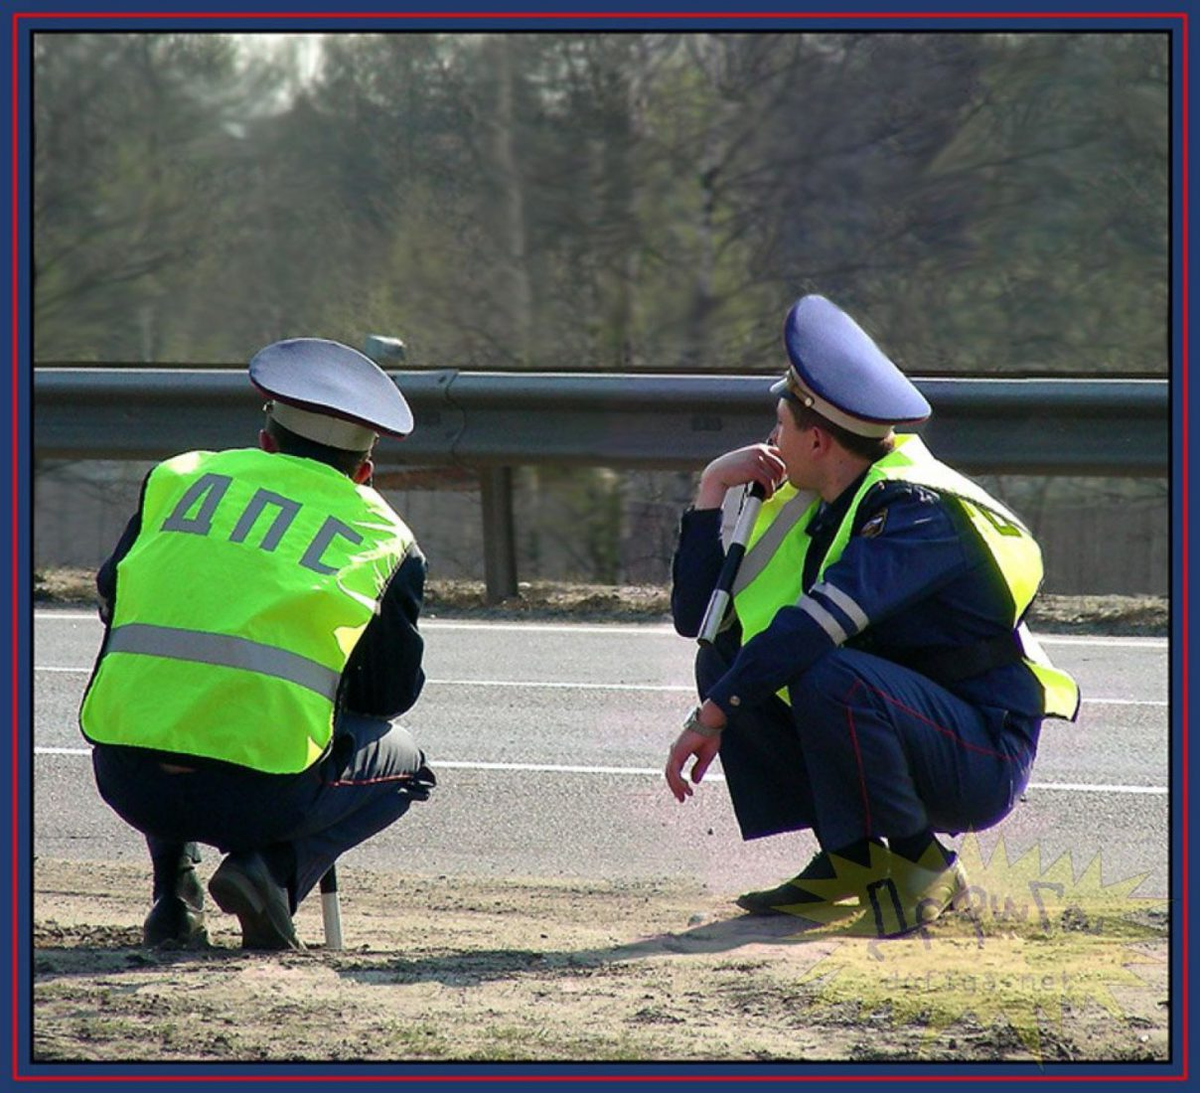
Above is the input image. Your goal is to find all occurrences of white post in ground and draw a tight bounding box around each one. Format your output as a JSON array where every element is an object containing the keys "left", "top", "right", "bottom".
[{"left": 319, "top": 866, "right": 343, "bottom": 950}]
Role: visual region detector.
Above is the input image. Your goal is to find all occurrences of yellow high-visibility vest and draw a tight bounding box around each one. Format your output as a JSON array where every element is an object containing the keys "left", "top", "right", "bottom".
[
  {"left": 80, "top": 448, "right": 417, "bottom": 772},
  {"left": 730, "top": 434, "right": 1080, "bottom": 720}
]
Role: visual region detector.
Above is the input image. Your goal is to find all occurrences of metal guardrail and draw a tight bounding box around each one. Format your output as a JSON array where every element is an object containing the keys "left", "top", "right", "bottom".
[
  {"left": 33, "top": 368, "right": 1169, "bottom": 599},
  {"left": 33, "top": 368, "right": 1167, "bottom": 473}
]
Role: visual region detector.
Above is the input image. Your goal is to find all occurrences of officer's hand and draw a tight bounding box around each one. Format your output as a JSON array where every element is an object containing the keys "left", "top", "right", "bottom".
[
  {"left": 696, "top": 444, "right": 786, "bottom": 508},
  {"left": 665, "top": 729, "right": 722, "bottom": 803}
]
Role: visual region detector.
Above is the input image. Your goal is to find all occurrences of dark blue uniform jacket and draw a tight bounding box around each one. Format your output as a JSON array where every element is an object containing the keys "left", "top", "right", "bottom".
[{"left": 671, "top": 476, "right": 1045, "bottom": 747}]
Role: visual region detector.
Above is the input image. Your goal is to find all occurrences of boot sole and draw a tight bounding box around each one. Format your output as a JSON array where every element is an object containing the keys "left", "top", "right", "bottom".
[
  {"left": 736, "top": 893, "right": 859, "bottom": 917},
  {"left": 208, "top": 862, "right": 303, "bottom": 951}
]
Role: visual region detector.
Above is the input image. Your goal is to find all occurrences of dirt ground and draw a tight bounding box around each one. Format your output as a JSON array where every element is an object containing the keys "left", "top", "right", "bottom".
[
  {"left": 31, "top": 576, "right": 1172, "bottom": 1067},
  {"left": 32, "top": 857, "right": 1170, "bottom": 1066}
]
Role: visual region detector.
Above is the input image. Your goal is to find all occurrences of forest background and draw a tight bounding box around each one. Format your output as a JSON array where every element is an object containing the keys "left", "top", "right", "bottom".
[{"left": 32, "top": 31, "right": 1170, "bottom": 593}]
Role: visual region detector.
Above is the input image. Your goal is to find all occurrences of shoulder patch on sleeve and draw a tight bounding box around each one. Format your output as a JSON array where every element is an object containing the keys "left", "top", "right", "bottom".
[{"left": 859, "top": 509, "right": 888, "bottom": 538}]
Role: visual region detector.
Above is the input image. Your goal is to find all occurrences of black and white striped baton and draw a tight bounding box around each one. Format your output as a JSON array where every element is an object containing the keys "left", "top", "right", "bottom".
[{"left": 697, "top": 481, "right": 766, "bottom": 646}]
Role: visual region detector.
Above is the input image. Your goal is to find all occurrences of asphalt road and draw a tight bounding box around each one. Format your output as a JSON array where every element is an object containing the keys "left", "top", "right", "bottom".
[{"left": 32, "top": 609, "right": 1171, "bottom": 904}]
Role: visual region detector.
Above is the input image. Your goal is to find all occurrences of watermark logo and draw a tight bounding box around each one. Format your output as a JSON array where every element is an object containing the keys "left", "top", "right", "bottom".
[{"left": 788, "top": 835, "right": 1166, "bottom": 1059}]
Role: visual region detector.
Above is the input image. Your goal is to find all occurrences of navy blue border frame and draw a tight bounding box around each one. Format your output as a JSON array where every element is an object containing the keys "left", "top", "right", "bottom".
[{"left": 5, "top": 3, "right": 1190, "bottom": 1088}]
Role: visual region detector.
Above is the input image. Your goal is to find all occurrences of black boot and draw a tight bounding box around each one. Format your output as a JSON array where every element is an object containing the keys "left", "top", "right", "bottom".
[
  {"left": 208, "top": 850, "right": 303, "bottom": 951},
  {"left": 143, "top": 842, "right": 207, "bottom": 948},
  {"left": 736, "top": 838, "right": 887, "bottom": 916}
]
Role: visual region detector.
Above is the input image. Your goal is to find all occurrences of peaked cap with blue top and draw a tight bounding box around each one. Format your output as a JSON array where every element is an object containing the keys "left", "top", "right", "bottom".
[
  {"left": 770, "top": 295, "right": 930, "bottom": 438},
  {"left": 249, "top": 337, "right": 413, "bottom": 451}
]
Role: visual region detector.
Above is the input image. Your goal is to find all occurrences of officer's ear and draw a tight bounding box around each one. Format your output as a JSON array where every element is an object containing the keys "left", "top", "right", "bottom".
[
  {"left": 809, "top": 424, "right": 836, "bottom": 456},
  {"left": 259, "top": 429, "right": 280, "bottom": 454},
  {"left": 352, "top": 458, "right": 375, "bottom": 485}
]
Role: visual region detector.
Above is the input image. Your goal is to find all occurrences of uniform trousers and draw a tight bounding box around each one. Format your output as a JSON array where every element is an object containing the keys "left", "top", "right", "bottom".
[
  {"left": 92, "top": 712, "right": 435, "bottom": 910},
  {"left": 697, "top": 636, "right": 1037, "bottom": 851}
]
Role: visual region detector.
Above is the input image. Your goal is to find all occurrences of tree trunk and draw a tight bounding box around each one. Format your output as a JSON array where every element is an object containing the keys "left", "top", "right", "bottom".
[{"left": 482, "top": 36, "right": 534, "bottom": 367}]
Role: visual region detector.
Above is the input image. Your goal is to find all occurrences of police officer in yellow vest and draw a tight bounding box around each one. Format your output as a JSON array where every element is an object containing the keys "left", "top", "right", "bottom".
[
  {"left": 80, "top": 338, "right": 435, "bottom": 950},
  {"left": 666, "top": 295, "right": 1079, "bottom": 935}
]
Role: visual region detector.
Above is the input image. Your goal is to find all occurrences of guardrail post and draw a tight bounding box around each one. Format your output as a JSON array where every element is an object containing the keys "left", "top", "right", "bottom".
[{"left": 480, "top": 466, "right": 519, "bottom": 603}]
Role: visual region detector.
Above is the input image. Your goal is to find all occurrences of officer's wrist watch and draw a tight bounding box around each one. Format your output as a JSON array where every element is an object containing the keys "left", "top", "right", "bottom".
[{"left": 683, "top": 705, "right": 723, "bottom": 738}]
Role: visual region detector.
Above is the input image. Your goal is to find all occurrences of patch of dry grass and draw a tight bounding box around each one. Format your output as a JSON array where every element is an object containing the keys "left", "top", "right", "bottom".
[{"left": 33, "top": 568, "right": 1167, "bottom": 635}]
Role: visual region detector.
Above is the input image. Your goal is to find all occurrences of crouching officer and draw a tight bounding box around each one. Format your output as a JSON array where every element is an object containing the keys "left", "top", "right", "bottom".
[
  {"left": 80, "top": 338, "right": 436, "bottom": 949},
  {"left": 666, "top": 295, "right": 1079, "bottom": 936}
]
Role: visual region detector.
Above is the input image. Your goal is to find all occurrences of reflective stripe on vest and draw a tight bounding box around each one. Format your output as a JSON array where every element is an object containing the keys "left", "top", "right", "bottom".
[
  {"left": 106, "top": 623, "right": 341, "bottom": 700},
  {"left": 730, "top": 434, "right": 1080, "bottom": 720},
  {"left": 80, "top": 448, "right": 416, "bottom": 772},
  {"left": 732, "top": 484, "right": 821, "bottom": 597}
]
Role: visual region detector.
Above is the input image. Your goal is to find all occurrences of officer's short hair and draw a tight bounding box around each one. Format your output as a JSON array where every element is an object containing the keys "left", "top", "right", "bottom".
[
  {"left": 264, "top": 415, "right": 372, "bottom": 478},
  {"left": 784, "top": 400, "right": 895, "bottom": 463}
]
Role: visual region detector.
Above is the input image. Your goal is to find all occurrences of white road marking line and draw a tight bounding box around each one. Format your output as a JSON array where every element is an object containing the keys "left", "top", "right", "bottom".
[
  {"left": 32, "top": 746, "right": 1169, "bottom": 795},
  {"left": 1084, "top": 697, "right": 1169, "bottom": 707},
  {"left": 34, "top": 665, "right": 689, "bottom": 691},
  {"left": 31, "top": 611, "right": 679, "bottom": 636},
  {"left": 431, "top": 678, "right": 691, "bottom": 692},
  {"left": 1023, "top": 781, "right": 1169, "bottom": 796},
  {"left": 1038, "top": 634, "right": 1169, "bottom": 650},
  {"left": 31, "top": 610, "right": 1170, "bottom": 647},
  {"left": 31, "top": 665, "right": 1168, "bottom": 706},
  {"left": 425, "top": 620, "right": 680, "bottom": 636}
]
